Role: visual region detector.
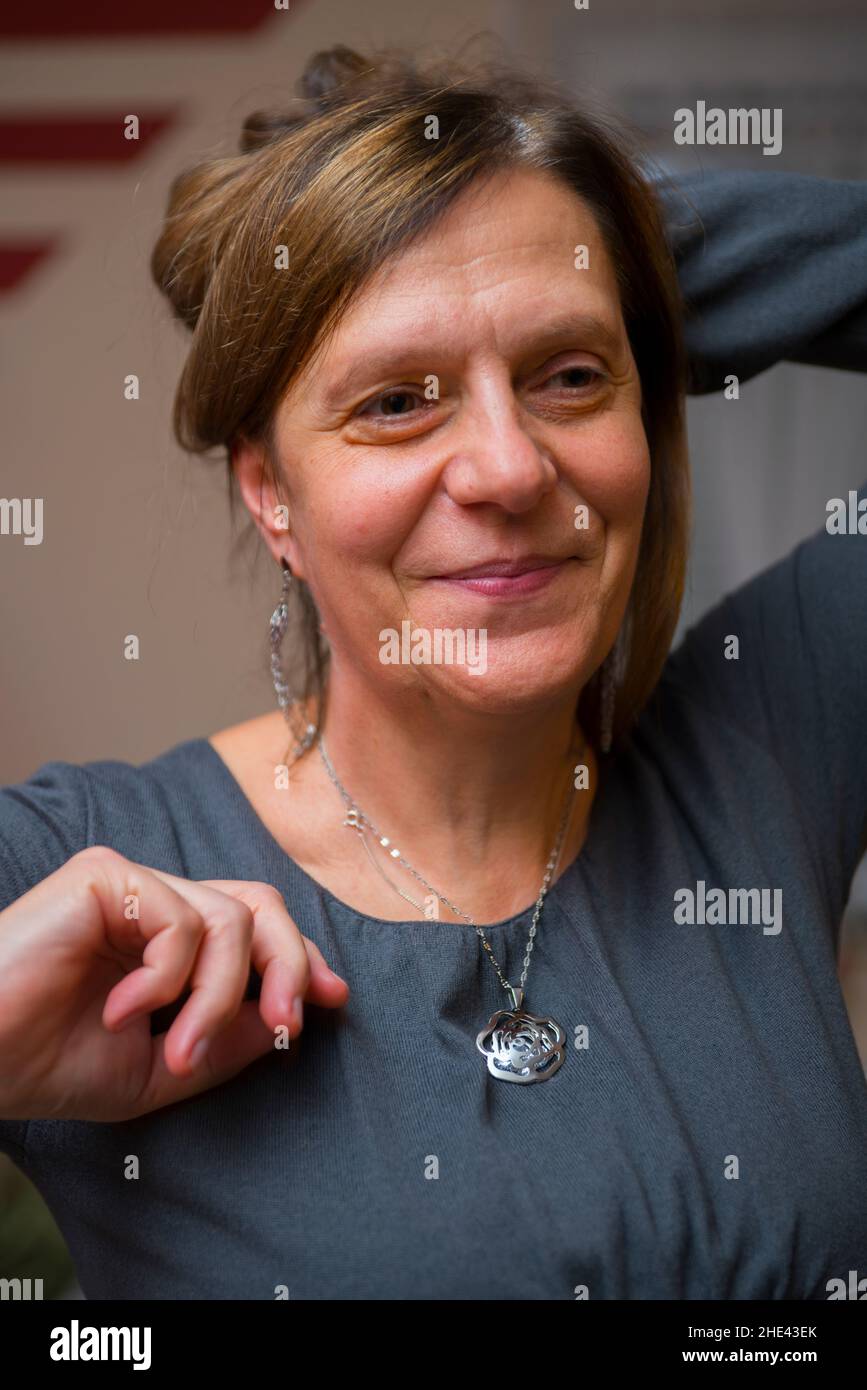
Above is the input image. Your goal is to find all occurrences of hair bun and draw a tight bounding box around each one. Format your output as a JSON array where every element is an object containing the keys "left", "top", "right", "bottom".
[
  {"left": 239, "top": 46, "right": 376, "bottom": 153},
  {"left": 299, "top": 45, "right": 375, "bottom": 109}
]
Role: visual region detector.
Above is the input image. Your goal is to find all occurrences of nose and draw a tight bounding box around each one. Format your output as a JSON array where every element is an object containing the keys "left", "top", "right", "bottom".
[{"left": 441, "top": 368, "right": 558, "bottom": 514}]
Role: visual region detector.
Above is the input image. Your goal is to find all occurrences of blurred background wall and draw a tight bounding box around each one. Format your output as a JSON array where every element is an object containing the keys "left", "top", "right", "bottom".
[{"left": 1, "top": 0, "right": 866, "bottom": 1295}]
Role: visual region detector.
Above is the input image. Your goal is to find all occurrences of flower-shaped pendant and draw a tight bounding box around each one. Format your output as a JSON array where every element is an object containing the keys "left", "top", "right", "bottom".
[{"left": 476, "top": 987, "right": 566, "bottom": 1083}]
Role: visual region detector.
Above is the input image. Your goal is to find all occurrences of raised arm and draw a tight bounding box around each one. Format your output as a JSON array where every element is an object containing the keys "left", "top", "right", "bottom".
[
  {"left": 656, "top": 168, "right": 867, "bottom": 392},
  {"left": 653, "top": 167, "right": 867, "bottom": 942}
]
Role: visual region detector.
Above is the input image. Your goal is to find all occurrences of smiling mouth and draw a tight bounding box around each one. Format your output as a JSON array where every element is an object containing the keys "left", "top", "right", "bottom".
[{"left": 430, "top": 558, "right": 574, "bottom": 597}]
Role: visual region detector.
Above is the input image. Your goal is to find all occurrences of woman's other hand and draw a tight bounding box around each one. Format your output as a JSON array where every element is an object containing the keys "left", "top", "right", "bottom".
[{"left": 0, "top": 846, "right": 349, "bottom": 1122}]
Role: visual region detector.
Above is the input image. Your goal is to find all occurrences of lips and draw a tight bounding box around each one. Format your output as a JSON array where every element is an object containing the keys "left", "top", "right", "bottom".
[
  {"left": 429, "top": 556, "right": 572, "bottom": 598},
  {"left": 434, "top": 555, "right": 567, "bottom": 580}
]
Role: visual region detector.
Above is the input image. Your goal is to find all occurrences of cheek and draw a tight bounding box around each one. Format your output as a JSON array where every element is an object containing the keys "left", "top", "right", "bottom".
[
  {"left": 577, "top": 413, "right": 651, "bottom": 525},
  {"left": 565, "top": 413, "right": 650, "bottom": 621},
  {"left": 297, "top": 455, "right": 422, "bottom": 600},
  {"left": 295, "top": 447, "right": 393, "bottom": 557}
]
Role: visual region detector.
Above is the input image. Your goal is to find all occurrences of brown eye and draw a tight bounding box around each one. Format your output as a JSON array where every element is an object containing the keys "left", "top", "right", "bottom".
[
  {"left": 360, "top": 390, "right": 425, "bottom": 419},
  {"left": 547, "top": 366, "right": 604, "bottom": 390}
]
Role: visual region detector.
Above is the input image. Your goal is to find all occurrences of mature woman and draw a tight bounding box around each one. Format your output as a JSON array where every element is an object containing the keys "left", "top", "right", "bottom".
[{"left": 1, "top": 45, "right": 866, "bottom": 1300}]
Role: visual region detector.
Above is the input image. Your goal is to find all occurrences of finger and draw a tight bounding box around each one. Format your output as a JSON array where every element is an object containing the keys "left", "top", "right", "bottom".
[
  {"left": 129, "top": 1001, "right": 277, "bottom": 1118},
  {"left": 109, "top": 868, "right": 261, "bottom": 1074},
  {"left": 72, "top": 850, "right": 208, "bottom": 1033},
  {"left": 112, "top": 870, "right": 349, "bottom": 1066},
  {"left": 146, "top": 874, "right": 349, "bottom": 1007},
  {"left": 139, "top": 875, "right": 306, "bottom": 1045},
  {"left": 159, "top": 900, "right": 256, "bottom": 1077},
  {"left": 301, "top": 935, "right": 351, "bottom": 1007},
  {"left": 206, "top": 881, "right": 350, "bottom": 1037}
]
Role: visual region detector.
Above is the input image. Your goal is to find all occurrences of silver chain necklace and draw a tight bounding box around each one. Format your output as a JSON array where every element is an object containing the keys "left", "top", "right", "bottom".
[{"left": 316, "top": 731, "right": 584, "bottom": 1084}]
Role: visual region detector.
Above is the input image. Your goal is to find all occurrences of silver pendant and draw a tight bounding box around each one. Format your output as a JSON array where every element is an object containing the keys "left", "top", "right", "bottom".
[{"left": 476, "top": 987, "right": 566, "bottom": 1083}]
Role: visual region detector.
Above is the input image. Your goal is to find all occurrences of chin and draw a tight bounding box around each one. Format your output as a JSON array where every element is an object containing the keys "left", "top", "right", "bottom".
[{"left": 402, "top": 647, "right": 589, "bottom": 714}]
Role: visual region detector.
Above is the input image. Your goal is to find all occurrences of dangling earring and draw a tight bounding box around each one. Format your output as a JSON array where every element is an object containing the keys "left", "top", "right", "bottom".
[
  {"left": 269, "top": 557, "right": 294, "bottom": 711},
  {"left": 269, "top": 557, "right": 317, "bottom": 759}
]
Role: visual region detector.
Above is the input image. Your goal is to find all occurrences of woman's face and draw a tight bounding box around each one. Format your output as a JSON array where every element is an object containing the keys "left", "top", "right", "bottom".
[{"left": 243, "top": 165, "right": 650, "bottom": 716}]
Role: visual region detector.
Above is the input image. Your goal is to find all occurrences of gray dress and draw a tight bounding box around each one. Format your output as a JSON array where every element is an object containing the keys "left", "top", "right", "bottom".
[{"left": 1, "top": 169, "right": 866, "bottom": 1299}]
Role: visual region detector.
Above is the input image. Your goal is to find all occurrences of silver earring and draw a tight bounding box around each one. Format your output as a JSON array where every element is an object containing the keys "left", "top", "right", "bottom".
[
  {"left": 269, "top": 558, "right": 317, "bottom": 758},
  {"left": 269, "top": 558, "right": 294, "bottom": 711}
]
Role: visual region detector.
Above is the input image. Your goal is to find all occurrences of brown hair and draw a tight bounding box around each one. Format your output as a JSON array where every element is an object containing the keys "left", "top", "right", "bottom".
[{"left": 150, "top": 40, "right": 690, "bottom": 754}]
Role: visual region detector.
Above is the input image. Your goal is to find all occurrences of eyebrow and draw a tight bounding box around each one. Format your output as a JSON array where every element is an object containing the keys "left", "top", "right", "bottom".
[{"left": 321, "top": 311, "right": 624, "bottom": 405}]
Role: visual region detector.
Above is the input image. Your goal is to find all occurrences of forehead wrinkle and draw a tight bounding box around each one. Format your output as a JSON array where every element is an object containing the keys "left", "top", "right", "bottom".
[{"left": 375, "top": 218, "right": 608, "bottom": 293}]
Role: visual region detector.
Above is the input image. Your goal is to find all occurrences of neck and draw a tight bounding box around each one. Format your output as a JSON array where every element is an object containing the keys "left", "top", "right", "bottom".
[{"left": 307, "top": 664, "right": 597, "bottom": 922}]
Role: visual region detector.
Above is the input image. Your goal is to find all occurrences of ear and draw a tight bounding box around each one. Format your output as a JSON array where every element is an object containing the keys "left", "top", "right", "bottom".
[{"left": 231, "top": 435, "right": 308, "bottom": 581}]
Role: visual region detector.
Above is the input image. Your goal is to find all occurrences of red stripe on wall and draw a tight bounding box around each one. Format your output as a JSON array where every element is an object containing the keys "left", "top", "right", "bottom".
[
  {"left": 0, "top": 0, "right": 279, "bottom": 38},
  {"left": 0, "top": 114, "right": 180, "bottom": 164},
  {"left": 0, "top": 241, "right": 63, "bottom": 293}
]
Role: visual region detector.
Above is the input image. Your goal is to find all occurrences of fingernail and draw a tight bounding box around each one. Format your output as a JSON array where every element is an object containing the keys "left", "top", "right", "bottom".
[
  {"left": 115, "top": 1006, "right": 145, "bottom": 1031},
  {"left": 189, "top": 1037, "right": 209, "bottom": 1069},
  {"left": 292, "top": 997, "right": 304, "bottom": 1032}
]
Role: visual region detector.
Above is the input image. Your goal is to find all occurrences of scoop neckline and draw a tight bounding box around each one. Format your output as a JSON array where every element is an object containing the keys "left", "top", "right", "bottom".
[{"left": 190, "top": 734, "right": 604, "bottom": 932}]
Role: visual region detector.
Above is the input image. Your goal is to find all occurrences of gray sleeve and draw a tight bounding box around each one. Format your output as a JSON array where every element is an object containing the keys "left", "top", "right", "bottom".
[
  {"left": 657, "top": 168, "right": 867, "bottom": 392},
  {"left": 662, "top": 475, "right": 867, "bottom": 917},
  {"left": 654, "top": 169, "right": 867, "bottom": 913},
  {"left": 0, "top": 760, "right": 92, "bottom": 914},
  {"left": 0, "top": 761, "right": 92, "bottom": 1157}
]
